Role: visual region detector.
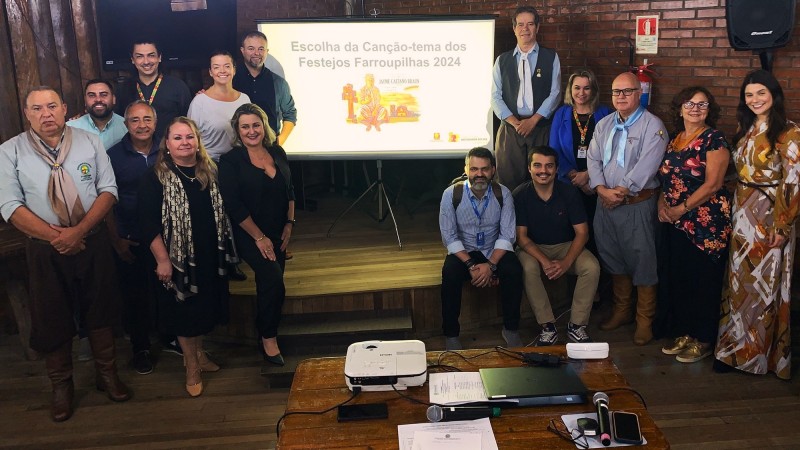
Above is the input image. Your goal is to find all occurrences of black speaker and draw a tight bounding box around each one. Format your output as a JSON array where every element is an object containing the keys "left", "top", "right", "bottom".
[{"left": 726, "top": 0, "right": 796, "bottom": 50}]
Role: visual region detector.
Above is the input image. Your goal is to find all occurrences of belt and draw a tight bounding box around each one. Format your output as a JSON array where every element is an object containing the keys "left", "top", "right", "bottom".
[
  {"left": 29, "top": 224, "right": 103, "bottom": 244},
  {"left": 622, "top": 188, "right": 658, "bottom": 206}
]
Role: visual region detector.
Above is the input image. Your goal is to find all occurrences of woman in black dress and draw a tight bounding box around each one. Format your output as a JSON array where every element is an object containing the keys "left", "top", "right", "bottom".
[
  {"left": 218, "top": 103, "right": 295, "bottom": 366},
  {"left": 139, "top": 117, "right": 235, "bottom": 396}
]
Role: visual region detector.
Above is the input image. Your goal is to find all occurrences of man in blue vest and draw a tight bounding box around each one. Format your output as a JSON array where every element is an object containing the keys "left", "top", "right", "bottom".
[{"left": 491, "top": 6, "right": 562, "bottom": 193}]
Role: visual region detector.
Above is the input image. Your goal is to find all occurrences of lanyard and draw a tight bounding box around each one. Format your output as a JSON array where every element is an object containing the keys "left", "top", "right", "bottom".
[
  {"left": 137, "top": 74, "right": 163, "bottom": 105},
  {"left": 573, "top": 109, "right": 592, "bottom": 146},
  {"left": 467, "top": 182, "right": 492, "bottom": 225}
]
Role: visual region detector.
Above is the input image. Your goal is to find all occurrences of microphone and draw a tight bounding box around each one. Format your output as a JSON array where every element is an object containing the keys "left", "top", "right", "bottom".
[
  {"left": 426, "top": 405, "right": 501, "bottom": 423},
  {"left": 593, "top": 392, "right": 611, "bottom": 446}
]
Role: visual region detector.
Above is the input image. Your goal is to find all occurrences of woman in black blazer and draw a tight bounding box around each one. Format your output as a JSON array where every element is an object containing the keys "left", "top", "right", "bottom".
[{"left": 218, "top": 103, "right": 295, "bottom": 366}]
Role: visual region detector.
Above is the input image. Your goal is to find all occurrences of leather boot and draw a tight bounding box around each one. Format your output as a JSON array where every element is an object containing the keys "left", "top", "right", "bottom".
[
  {"left": 600, "top": 274, "right": 634, "bottom": 331},
  {"left": 634, "top": 285, "right": 658, "bottom": 345},
  {"left": 45, "top": 340, "right": 74, "bottom": 422},
  {"left": 88, "top": 328, "right": 131, "bottom": 402}
]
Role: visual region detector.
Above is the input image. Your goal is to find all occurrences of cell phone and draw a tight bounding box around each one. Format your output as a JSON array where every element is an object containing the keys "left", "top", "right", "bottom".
[
  {"left": 611, "top": 411, "right": 643, "bottom": 445},
  {"left": 337, "top": 403, "right": 389, "bottom": 422}
]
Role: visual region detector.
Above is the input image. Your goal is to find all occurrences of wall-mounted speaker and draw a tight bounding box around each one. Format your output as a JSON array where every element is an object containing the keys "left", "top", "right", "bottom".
[{"left": 726, "top": 0, "right": 796, "bottom": 50}]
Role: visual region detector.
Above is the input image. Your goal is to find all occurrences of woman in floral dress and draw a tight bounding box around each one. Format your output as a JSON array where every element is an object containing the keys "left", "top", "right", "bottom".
[{"left": 657, "top": 86, "right": 731, "bottom": 363}]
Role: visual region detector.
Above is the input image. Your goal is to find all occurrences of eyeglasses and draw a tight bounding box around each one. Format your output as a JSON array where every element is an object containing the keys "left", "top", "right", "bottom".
[
  {"left": 683, "top": 101, "right": 710, "bottom": 110},
  {"left": 611, "top": 88, "right": 640, "bottom": 97}
]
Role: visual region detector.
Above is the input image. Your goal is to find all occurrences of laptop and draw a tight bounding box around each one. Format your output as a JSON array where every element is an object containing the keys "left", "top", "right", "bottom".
[{"left": 479, "top": 365, "right": 588, "bottom": 406}]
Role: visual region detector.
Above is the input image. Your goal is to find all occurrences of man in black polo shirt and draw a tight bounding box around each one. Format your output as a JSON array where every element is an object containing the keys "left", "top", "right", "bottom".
[
  {"left": 513, "top": 146, "right": 599, "bottom": 346},
  {"left": 115, "top": 40, "right": 192, "bottom": 140},
  {"left": 233, "top": 31, "right": 297, "bottom": 145}
]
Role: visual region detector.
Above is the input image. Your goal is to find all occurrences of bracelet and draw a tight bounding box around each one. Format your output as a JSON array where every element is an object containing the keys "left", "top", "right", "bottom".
[
  {"left": 286, "top": 219, "right": 296, "bottom": 225},
  {"left": 683, "top": 200, "right": 690, "bottom": 211},
  {"left": 255, "top": 234, "right": 266, "bottom": 242},
  {"left": 464, "top": 258, "right": 475, "bottom": 269}
]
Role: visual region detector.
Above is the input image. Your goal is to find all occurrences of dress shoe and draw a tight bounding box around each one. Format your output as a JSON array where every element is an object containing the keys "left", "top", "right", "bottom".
[
  {"left": 185, "top": 368, "right": 204, "bottom": 397},
  {"left": 676, "top": 342, "right": 712, "bottom": 363},
  {"left": 264, "top": 353, "right": 286, "bottom": 366},
  {"left": 259, "top": 339, "right": 285, "bottom": 366},
  {"left": 662, "top": 336, "right": 694, "bottom": 355}
]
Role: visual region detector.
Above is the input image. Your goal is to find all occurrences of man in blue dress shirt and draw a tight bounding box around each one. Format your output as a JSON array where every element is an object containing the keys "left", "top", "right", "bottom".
[{"left": 439, "top": 147, "right": 524, "bottom": 351}]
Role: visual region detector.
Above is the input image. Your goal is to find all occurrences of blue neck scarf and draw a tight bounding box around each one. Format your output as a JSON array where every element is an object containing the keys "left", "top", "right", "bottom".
[{"left": 604, "top": 106, "right": 645, "bottom": 168}]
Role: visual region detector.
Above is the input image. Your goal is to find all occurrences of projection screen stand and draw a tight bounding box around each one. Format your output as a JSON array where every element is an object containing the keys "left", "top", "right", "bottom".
[{"left": 327, "top": 160, "right": 402, "bottom": 250}]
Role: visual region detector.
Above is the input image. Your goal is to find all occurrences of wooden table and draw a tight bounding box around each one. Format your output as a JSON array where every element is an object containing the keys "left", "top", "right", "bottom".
[{"left": 279, "top": 347, "right": 669, "bottom": 449}]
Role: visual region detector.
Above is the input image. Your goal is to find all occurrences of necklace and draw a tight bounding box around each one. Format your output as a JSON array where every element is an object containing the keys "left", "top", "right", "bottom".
[
  {"left": 672, "top": 126, "right": 707, "bottom": 151},
  {"left": 174, "top": 164, "right": 197, "bottom": 182}
]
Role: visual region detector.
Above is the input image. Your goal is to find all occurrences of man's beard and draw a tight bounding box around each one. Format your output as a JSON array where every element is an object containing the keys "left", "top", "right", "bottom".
[
  {"left": 89, "top": 104, "right": 112, "bottom": 120},
  {"left": 245, "top": 57, "right": 263, "bottom": 70},
  {"left": 470, "top": 177, "right": 489, "bottom": 192}
]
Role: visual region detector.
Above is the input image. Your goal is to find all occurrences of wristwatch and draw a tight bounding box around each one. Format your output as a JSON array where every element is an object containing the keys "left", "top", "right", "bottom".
[
  {"left": 487, "top": 262, "right": 497, "bottom": 273},
  {"left": 286, "top": 218, "right": 297, "bottom": 225}
]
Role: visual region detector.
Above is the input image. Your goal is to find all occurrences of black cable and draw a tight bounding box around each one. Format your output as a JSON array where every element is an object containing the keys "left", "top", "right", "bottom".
[
  {"left": 391, "top": 383, "right": 431, "bottom": 406},
  {"left": 604, "top": 387, "right": 648, "bottom": 409},
  {"left": 275, "top": 386, "right": 361, "bottom": 437}
]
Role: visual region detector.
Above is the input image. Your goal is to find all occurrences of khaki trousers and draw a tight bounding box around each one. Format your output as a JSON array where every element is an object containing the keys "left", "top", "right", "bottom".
[{"left": 517, "top": 242, "right": 600, "bottom": 325}]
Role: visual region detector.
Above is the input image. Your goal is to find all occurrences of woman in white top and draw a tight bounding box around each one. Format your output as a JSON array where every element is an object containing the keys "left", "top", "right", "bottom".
[{"left": 188, "top": 51, "right": 251, "bottom": 161}]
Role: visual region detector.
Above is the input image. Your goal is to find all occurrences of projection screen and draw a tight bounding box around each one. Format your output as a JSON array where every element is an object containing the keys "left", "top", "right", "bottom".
[{"left": 258, "top": 16, "right": 496, "bottom": 159}]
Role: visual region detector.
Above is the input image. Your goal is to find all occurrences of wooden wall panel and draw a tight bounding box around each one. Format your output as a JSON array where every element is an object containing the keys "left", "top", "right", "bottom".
[
  {"left": 69, "top": 0, "right": 99, "bottom": 89},
  {"left": 0, "top": 5, "right": 21, "bottom": 141},
  {"left": 5, "top": 0, "right": 40, "bottom": 123},
  {"left": 27, "top": 0, "right": 60, "bottom": 91},
  {"left": 50, "top": 0, "right": 82, "bottom": 116}
]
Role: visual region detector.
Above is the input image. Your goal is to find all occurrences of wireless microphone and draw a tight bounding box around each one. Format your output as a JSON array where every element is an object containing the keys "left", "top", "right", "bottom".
[
  {"left": 426, "top": 405, "right": 501, "bottom": 423},
  {"left": 593, "top": 392, "right": 612, "bottom": 446}
]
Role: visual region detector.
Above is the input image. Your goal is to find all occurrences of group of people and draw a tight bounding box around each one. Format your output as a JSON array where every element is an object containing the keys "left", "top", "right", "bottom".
[
  {"left": 0, "top": 31, "right": 298, "bottom": 422},
  {"left": 440, "top": 6, "right": 799, "bottom": 382}
]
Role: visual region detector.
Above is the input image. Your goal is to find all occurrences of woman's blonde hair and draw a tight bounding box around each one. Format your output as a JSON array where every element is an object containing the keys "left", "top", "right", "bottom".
[
  {"left": 229, "top": 103, "right": 277, "bottom": 148},
  {"left": 155, "top": 116, "right": 217, "bottom": 189},
  {"left": 563, "top": 69, "right": 600, "bottom": 112}
]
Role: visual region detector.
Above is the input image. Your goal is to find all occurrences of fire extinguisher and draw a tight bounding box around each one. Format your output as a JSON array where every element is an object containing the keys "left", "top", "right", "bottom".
[{"left": 636, "top": 60, "right": 656, "bottom": 108}]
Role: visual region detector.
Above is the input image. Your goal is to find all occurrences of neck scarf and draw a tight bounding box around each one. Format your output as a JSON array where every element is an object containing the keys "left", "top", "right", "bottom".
[
  {"left": 27, "top": 127, "right": 86, "bottom": 226},
  {"left": 516, "top": 49, "right": 534, "bottom": 110},
  {"left": 604, "top": 106, "right": 645, "bottom": 168}
]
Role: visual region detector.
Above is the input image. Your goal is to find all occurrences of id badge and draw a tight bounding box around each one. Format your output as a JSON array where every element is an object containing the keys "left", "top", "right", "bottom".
[
  {"left": 577, "top": 146, "right": 588, "bottom": 159},
  {"left": 476, "top": 231, "right": 485, "bottom": 246}
]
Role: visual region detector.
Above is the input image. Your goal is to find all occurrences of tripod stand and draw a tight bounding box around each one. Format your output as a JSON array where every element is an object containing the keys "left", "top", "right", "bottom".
[{"left": 327, "top": 160, "right": 402, "bottom": 249}]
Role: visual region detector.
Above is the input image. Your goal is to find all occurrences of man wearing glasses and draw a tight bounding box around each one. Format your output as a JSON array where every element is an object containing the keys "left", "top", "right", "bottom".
[{"left": 586, "top": 72, "right": 667, "bottom": 346}]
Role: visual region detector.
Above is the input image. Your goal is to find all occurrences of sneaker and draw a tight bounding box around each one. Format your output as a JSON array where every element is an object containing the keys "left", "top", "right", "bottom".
[
  {"left": 534, "top": 323, "right": 558, "bottom": 347},
  {"left": 567, "top": 323, "right": 591, "bottom": 343},
  {"left": 130, "top": 350, "right": 154, "bottom": 375},
  {"left": 662, "top": 335, "right": 694, "bottom": 355},
  {"left": 676, "top": 342, "right": 712, "bottom": 363},
  {"left": 162, "top": 340, "right": 183, "bottom": 356},
  {"left": 501, "top": 328, "right": 523, "bottom": 348},
  {"left": 77, "top": 336, "right": 92, "bottom": 361},
  {"left": 445, "top": 337, "right": 463, "bottom": 351}
]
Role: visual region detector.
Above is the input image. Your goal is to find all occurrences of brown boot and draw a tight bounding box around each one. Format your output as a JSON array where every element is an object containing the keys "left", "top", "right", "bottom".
[
  {"left": 600, "top": 274, "right": 634, "bottom": 331},
  {"left": 45, "top": 340, "right": 74, "bottom": 422},
  {"left": 634, "top": 285, "right": 657, "bottom": 345},
  {"left": 88, "top": 328, "right": 131, "bottom": 402}
]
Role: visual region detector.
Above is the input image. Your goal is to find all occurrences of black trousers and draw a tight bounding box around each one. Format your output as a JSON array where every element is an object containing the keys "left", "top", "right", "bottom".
[
  {"left": 440, "top": 250, "right": 523, "bottom": 337},
  {"left": 235, "top": 230, "right": 286, "bottom": 339},
  {"left": 662, "top": 225, "right": 726, "bottom": 343},
  {"left": 115, "top": 241, "right": 156, "bottom": 354}
]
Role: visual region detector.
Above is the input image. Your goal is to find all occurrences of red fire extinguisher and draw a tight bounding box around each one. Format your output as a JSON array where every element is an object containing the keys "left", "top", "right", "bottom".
[{"left": 636, "top": 60, "right": 656, "bottom": 108}]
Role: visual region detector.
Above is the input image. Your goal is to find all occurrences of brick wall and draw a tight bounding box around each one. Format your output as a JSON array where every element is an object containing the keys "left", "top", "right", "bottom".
[{"left": 244, "top": 0, "right": 800, "bottom": 138}]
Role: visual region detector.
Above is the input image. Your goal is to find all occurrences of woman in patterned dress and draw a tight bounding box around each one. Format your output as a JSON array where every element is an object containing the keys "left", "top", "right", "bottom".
[
  {"left": 714, "top": 70, "right": 800, "bottom": 379},
  {"left": 656, "top": 86, "right": 731, "bottom": 363}
]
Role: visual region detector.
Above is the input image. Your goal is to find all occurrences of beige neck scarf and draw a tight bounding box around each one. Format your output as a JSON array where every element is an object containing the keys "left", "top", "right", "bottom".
[{"left": 26, "top": 127, "right": 86, "bottom": 226}]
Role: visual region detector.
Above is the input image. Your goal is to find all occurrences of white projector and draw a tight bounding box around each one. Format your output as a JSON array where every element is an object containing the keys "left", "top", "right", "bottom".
[{"left": 344, "top": 340, "right": 428, "bottom": 391}]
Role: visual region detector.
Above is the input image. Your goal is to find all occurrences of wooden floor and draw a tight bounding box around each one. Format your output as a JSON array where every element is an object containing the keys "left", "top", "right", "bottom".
[{"left": 2, "top": 192, "right": 800, "bottom": 449}]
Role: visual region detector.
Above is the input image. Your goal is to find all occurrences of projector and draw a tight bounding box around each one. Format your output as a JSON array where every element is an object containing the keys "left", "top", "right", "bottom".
[{"left": 344, "top": 340, "right": 428, "bottom": 391}]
